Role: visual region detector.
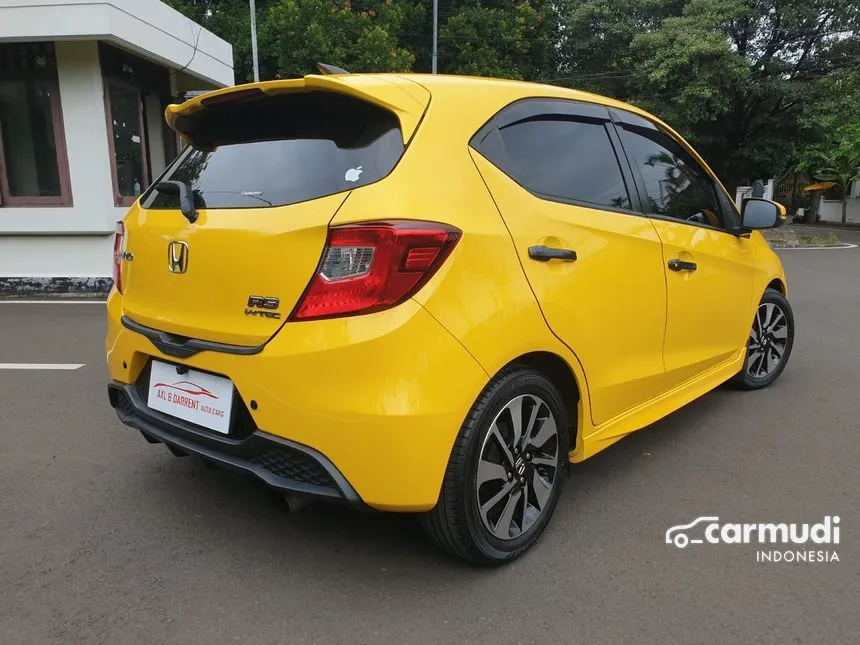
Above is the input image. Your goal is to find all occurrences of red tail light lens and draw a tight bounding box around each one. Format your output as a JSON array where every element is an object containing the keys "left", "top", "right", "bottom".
[
  {"left": 290, "top": 220, "right": 461, "bottom": 321},
  {"left": 112, "top": 221, "right": 125, "bottom": 294}
]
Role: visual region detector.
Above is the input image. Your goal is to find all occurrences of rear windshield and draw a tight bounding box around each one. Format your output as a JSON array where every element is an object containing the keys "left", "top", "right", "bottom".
[{"left": 142, "top": 92, "right": 404, "bottom": 210}]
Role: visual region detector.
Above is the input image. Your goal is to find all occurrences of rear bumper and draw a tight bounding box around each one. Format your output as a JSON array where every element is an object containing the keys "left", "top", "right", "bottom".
[
  {"left": 108, "top": 381, "right": 363, "bottom": 505},
  {"left": 106, "top": 292, "right": 489, "bottom": 511}
]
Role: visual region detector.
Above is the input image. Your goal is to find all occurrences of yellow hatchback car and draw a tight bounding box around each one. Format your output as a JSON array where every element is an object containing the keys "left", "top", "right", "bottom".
[{"left": 106, "top": 73, "right": 794, "bottom": 564}]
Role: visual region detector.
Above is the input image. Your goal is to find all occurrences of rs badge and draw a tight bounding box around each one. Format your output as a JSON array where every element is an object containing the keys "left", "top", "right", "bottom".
[{"left": 245, "top": 295, "right": 281, "bottom": 319}]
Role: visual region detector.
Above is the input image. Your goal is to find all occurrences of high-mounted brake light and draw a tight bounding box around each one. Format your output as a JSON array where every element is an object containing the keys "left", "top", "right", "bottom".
[
  {"left": 290, "top": 220, "right": 461, "bottom": 321},
  {"left": 112, "top": 221, "right": 125, "bottom": 294}
]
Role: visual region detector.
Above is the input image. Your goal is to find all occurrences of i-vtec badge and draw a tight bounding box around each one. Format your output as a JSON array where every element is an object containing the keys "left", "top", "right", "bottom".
[{"left": 245, "top": 295, "right": 281, "bottom": 319}]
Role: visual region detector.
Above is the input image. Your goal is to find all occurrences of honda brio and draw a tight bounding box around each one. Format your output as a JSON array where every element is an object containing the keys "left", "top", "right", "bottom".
[{"left": 106, "top": 72, "right": 794, "bottom": 564}]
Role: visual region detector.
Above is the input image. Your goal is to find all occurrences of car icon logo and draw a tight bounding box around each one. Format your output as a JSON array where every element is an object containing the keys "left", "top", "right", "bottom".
[
  {"left": 665, "top": 516, "right": 720, "bottom": 548},
  {"left": 168, "top": 241, "right": 189, "bottom": 274}
]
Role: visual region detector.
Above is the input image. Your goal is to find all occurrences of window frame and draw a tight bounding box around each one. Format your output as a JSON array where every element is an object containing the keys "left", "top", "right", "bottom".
[
  {"left": 103, "top": 77, "right": 150, "bottom": 207},
  {"left": 469, "top": 97, "right": 643, "bottom": 216},
  {"left": 609, "top": 108, "right": 741, "bottom": 235},
  {"left": 0, "top": 64, "right": 73, "bottom": 207}
]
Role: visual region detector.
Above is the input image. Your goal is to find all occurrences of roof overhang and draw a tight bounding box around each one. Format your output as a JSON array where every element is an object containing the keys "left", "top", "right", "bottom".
[{"left": 0, "top": 0, "right": 234, "bottom": 87}]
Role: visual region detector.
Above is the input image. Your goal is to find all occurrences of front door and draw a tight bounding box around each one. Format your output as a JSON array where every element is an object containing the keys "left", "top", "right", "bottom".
[
  {"left": 470, "top": 99, "right": 668, "bottom": 427},
  {"left": 612, "top": 109, "right": 753, "bottom": 386}
]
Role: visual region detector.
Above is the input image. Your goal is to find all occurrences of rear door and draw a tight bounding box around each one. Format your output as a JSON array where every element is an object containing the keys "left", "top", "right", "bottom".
[
  {"left": 612, "top": 109, "right": 753, "bottom": 386},
  {"left": 470, "top": 99, "right": 668, "bottom": 427},
  {"left": 120, "top": 80, "right": 428, "bottom": 347}
]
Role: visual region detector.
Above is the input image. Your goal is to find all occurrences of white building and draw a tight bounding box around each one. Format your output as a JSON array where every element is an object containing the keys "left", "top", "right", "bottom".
[
  {"left": 818, "top": 181, "right": 860, "bottom": 225},
  {"left": 0, "top": 0, "right": 233, "bottom": 295}
]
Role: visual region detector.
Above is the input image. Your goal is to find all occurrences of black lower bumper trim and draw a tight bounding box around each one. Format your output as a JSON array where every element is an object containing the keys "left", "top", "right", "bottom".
[
  {"left": 121, "top": 315, "right": 262, "bottom": 358},
  {"left": 108, "top": 382, "right": 364, "bottom": 507}
]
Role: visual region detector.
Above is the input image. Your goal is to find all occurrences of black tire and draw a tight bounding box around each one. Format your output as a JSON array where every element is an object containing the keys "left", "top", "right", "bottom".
[
  {"left": 420, "top": 367, "right": 568, "bottom": 565},
  {"left": 730, "top": 288, "right": 795, "bottom": 390}
]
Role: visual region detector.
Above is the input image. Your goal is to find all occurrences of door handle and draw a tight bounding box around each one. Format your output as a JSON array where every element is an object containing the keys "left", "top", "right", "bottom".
[
  {"left": 528, "top": 245, "right": 577, "bottom": 262},
  {"left": 668, "top": 258, "right": 697, "bottom": 272}
]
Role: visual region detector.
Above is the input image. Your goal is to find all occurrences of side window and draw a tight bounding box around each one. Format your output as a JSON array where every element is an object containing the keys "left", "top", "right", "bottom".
[
  {"left": 480, "top": 113, "right": 632, "bottom": 211},
  {"left": 616, "top": 114, "right": 724, "bottom": 229}
]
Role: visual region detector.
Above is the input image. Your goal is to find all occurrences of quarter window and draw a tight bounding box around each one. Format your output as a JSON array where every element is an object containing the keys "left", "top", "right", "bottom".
[
  {"left": 616, "top": 114, "right": 724, "bottom": 229},
  {"left": 483, "top": 114, "right": 632, "bottom": 211}
]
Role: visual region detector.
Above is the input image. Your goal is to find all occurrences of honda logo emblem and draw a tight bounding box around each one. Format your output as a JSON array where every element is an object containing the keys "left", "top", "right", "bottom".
[{"left": 167, "top": 241, "right": 189, "bottom": 274}]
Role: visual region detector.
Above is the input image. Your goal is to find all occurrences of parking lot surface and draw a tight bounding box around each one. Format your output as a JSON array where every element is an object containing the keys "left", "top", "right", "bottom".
[{"left": 1, "top": 234, "right": 859, "bottom": 644}]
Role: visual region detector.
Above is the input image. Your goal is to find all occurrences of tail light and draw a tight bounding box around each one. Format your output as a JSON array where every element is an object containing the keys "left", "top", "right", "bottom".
[
  {"left": 290, "top": 220, "right": 461, "bottom": 321},
  {"left": 112, "top": 221, "right": 125, "bottom": 294}
]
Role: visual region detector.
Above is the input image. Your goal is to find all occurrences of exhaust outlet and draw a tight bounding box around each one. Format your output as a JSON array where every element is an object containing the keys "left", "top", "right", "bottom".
[{"left": 283, "top": 493, "right": 314, "bottom": 513}]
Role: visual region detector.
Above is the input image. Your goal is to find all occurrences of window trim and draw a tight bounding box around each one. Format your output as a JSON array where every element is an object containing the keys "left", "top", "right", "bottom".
[
  {"left": 103, "top": 78, "right": 150, "bottom": 207},
  {"left": 609, "top": 107, "right": 741, "bottom": 236},
  {"left": 469, "top": 97, "right": 644, "bottom": 217},
  {"left": 0, "top": 67, "right": 73, "bottom": 207}
]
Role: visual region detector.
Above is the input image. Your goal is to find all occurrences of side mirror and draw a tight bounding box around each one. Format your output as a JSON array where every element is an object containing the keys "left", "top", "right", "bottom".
[{"left": 741, "top": 198, "right": 786, "bottom": 229}]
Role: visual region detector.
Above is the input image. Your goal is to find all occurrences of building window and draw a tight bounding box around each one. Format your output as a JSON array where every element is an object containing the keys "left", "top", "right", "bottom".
[
  {"left": 105, "top": 81, "right": 149, "bottom": 206},
  {"left": 0, "top": 42, "right": 72, "bottom": 206},
  {"left": 99, "top": 42, "right": 175, "bottom": 207}
]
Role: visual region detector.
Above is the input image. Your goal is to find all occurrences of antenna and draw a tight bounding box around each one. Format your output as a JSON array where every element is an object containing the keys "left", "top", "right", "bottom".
[
  {"left": 317, "top": 63, "right": 350, "bottom": 75},
  {"left": 432, "top": 0, "right": 438, "bottom": 73}
]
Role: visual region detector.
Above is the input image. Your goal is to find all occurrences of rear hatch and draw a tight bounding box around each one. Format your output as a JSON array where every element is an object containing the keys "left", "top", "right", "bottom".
[{"left": 120, "top": 75, "right": 429, "bottom": 346}]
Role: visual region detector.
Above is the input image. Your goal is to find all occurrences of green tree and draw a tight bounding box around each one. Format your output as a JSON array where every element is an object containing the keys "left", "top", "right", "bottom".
[
  {"left": 165, "top": 0, "right": 560, "bottom": 81},
  {"left": 163, "top": 0, "right": 859, "bottom": 192},
  {"left": 164, "top": 0, "right": 266, "bottom": 83},
  {"left": 260, "top": 0, "right": 414, "bottom": 77},
  {"left": 557, "top": 0, "right": 860, "bottom": 187},
  {"left": 438, "top": 1, "right": 558, "bottom": 80},
  {"left": 556, "top": 0, "right": 683, "bottom": 93},
  {"left": 165, "top": 0, "right": 414, "bottom": 81}
]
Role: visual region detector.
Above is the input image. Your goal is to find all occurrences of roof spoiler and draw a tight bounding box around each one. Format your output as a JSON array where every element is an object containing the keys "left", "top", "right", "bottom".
[{"left": 164, "top": 74, "right": 428, "bottom": 145}]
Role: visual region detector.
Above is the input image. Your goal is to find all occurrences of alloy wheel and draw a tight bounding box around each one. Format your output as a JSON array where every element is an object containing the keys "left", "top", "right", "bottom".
[
  {"left": 746, "top": 302, "right": 789, "bottom": 378},
  {"left": 475, "top": 394, "right": 560, "bottom": 541}
]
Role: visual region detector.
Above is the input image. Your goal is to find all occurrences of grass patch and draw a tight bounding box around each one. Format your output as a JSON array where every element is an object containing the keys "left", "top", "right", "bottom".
[{"left": 762, "top": 228, "right": 842, "bottom": 249}]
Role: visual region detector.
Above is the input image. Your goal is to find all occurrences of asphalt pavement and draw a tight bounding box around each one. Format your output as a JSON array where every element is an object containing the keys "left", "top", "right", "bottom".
[{"left": 1, "top": 233, "right": 858, "bottom": 644}]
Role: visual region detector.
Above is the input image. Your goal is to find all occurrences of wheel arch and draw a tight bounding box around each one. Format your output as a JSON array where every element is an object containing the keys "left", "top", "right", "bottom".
[
  {"left": 495, "top": 351, "right": 581, "bottom": 452},
  {"left": 766, "top": 277, "right": 786, "bottom": 296}
]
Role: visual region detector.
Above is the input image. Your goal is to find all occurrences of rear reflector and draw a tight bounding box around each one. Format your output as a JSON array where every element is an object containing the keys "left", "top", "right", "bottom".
[
  {"left": 290, "top": 220, "right": 461, "bottom": 321},
  {"left": 112, "top": 221, "right": 125, "bottom": 294}
]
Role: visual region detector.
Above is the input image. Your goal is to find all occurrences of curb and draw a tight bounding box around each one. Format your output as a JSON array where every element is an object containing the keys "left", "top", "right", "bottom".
[
  {"left": 771, "top": 243, "right": 858, "bottom": 250},
  {"left": 0, "top": 277, "right": 112, "bottom": 300}
]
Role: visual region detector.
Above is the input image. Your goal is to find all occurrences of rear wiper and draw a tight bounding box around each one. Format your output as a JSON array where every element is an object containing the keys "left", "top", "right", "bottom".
[{"left": 156, "top": 180, "right": 199, "bottom": 224}]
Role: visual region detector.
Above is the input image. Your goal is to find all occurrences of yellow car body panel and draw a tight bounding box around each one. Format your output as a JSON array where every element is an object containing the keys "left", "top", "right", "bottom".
[
  {"left": 650, "top": 219, "right": 754, "bottom": 385},
  {"left": 106, "top": 73, "right": 789, "bottom": 512},
  {"left": 119, "top": 193, "right": 349, "bottom": 346},
  {"left": 106, "top": 292, "right": 489, "bottom": 511},
  {"left": 470, "top": 152, "right": 670, "bottom": 427}
]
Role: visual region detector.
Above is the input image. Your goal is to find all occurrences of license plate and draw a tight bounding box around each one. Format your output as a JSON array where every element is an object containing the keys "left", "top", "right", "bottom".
[{"left": 147, "top": 360, "right": 234, "bottom": 434}]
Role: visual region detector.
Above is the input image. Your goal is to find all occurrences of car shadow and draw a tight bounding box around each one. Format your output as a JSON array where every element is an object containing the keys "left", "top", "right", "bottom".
[{"left": 127, "top": 387, "right": 735, "bottom": 578}]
